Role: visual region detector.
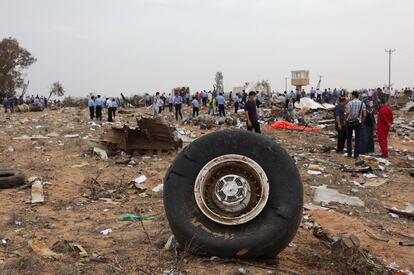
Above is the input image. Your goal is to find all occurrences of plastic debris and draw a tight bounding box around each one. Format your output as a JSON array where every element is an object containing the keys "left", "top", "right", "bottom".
[
  {"left": 308, "top": 170, "right": 322, "bottom": 175},
  {"left": 100, "top": 229, "right": 112, "bottom": 235},
  {"left": 119, "top": 214, "right": 153, "bottom": 221},
  {"left": 152, "top": 183, "right": 164, "bottom": 192},
  {"left": 91, "top": 252, "right": 106, "bottom": 262},
  {"left": 266, "top": 120, "right": 320, "bottom": 132},
  {"left": 134, "top": 175, "right": 147, "bottom": 185},
  {"left": 388, "top": 261, "right": 399, "bottom": 270},
  {"left": 364, "top": 173, "right": 378, "bottom": 179}
]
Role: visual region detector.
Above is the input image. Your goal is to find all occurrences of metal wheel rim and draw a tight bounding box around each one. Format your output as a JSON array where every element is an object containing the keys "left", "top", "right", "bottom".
[{"left": 194, "top": 154, "right": 269, "bottom": 225}]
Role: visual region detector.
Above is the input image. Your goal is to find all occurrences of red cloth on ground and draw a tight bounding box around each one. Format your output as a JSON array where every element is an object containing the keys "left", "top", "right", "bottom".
[
  {"left": 377, "top": 104, "right": 393, "bottom": 157},
  {"left": 266, "top": 120, "right": 320, "bottom": 132}
]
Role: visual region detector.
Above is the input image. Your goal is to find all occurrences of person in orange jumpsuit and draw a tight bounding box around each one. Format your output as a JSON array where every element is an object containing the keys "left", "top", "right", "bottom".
[{"left": 377, "top": 97, "right": 394, "bottom": 158}]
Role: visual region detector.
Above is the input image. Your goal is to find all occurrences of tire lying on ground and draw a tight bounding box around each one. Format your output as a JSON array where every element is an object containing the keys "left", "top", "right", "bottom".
[
  {"left": 163, "top": 130, "right": 303, "bottom": 259},
  {"left": 0, "top": 169, "right": 26, "bottom": 189}
]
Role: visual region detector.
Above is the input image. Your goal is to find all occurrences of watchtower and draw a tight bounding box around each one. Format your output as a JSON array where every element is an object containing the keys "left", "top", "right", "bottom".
[{"left": 291, "top": 70, "right": 309, "bottom": 91}]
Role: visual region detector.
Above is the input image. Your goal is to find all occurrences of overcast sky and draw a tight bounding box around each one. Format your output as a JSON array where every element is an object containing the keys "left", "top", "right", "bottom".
[{"left": 1, "top": 0, "right": 413, "bottom": 97}]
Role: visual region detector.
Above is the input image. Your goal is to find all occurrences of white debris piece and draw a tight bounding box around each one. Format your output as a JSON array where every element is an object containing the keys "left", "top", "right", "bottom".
[
  {"left": 31, "top": 179, "right": 45, "bottom": 204},
  {"left": 308, "top": 170, "right": 322, "bottom": 175},
  {"left": 93, "top": 147, "right": 108, "bottom": 160},
  {"left": 313, "top": 185, "right": 365, "bottom": 207},
  {"left": 134, "top": 175, "right": 147, "bottom": 185},
  {"left": 100, "top": 229, "right": 112, "bottom": 235},
  {"left": 152, "top": 183, "right": 164, "bottom": 192}
]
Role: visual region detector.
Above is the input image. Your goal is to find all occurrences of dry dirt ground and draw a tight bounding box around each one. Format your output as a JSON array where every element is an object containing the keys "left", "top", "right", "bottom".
[{"left": 0, "top": 105, "right": 413, "bottom": 275}]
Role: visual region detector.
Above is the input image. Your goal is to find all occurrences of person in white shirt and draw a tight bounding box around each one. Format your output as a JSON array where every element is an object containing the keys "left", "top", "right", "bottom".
[
  {"left": 153, "top": 92, "right": 161, "bottom": 117},
  {"left": 192, "top": 98, "right": 199, "bottom": 117},
  {"left": 310, "top": 87, "right": 316, "bottom": 99},
  {"left": 106, "top": 98, "right": 113, "bottom": 122},
  {"left": 316, "top": 88, "right": 322, "bottom": 103}
]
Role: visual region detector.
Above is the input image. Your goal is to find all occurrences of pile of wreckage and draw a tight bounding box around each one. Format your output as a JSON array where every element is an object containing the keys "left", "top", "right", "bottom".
[{"left": 91, "top": 117, "right": 182, "bottom": 158}]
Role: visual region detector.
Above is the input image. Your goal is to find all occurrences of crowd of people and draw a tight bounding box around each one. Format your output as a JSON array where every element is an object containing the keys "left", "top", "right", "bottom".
[
  {"left": 333, "top": 90, "right": 394, "bottom": 159},
  {"left": 87, "top": 95, "right": 118, "bottom": 122},
  {"left": 1, "top": 82, "right": 410, "bottom": 161},
  {"left": 149, "top": 90, "right": 262, "bottom": 133},
  {"left": 3, "top": 94, "right": 51, "bottom": 112},
  {"left": 146, "top": 85, "right": 408, "bottom": 159}
]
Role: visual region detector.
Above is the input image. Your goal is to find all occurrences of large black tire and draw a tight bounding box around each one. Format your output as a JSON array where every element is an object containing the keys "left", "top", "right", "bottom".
[
  {"left": 0, "top": 169, "right": 26, "bottom": 189},
  {"left": 163, "top": 130, "right": 303, "bottom": 259}
]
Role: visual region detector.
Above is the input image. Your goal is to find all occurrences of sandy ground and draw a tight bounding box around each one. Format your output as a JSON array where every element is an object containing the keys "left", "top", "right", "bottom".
[{"left": 0, "top": 105, "right": 413, "bottom": 275}]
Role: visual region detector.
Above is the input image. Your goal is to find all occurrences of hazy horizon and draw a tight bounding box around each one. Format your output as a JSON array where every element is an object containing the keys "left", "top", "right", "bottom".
[{"left": 1, "top": 0, "right": 413, "bottom": 97}]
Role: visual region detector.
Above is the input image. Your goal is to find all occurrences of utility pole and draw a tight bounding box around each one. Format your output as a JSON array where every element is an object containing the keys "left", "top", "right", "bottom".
[
  {"left": 385, "top": 49, "right": 396, "bottom": 91},
  {"left": 284, "top": 77, "right": 288, "bottom": 92}
]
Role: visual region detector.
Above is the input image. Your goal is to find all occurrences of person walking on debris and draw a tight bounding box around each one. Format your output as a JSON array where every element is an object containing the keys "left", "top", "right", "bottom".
[
  {"left": 334, "top": 97, "right": 347, "bottom": 153},
  {"left": 241, "top": 90, "right": 247, "bottom": 105},
  {"left": 245, "top": 91, "right": 261, "bottom": 134},
  {"left": 175, "top": 92, "right": 183, "bottom": 121},
  {"left": 95, "top": 95, "right": 103, "bottom": 121},
  {"left": 295, "top": 88, "right": 301, "bottom": 103},
  {"left": 360, "top": 97, "right": 375, "bottom": 155},
  {"left": 234, "top": 93, "right": 240, "bottom": 113},
  {"left": 153, "top": 92, "right": 161, "bottom": 117},
  {"left": 216, "top": 92, "right": 226, "bottom": 117},
  {"left": 160, "top": 93, "right": 166, "bottom": 111},
  {"left": 111, "top": 98, "right": 118, "bottom": 118},
  {"left": 310, "top": 87, "right": 316, "bottom": 99},
  {"left": 106, "top": 97, "right": 113, "bottom": 122},
  {"left": 208, "top": 94, "right": 216, "bottom": 116},
  {"left": 168, "top": 93, "right": 174, "bottom": 112},
  {"left": 332, "top": 88, "right": 339, "bottom": 105},
  {"left": 192, "top": 97, "right": 199, "bottom": 117},
  {"left": 202, "top": 90, "right": 208, "bottom": 106},
  {"left": 88, "top": 96, "right": 95, "bottom": 120},
  {"left": 345, "top": 91, "right": 366, "bottom": 158},
  {"left": 185, "top": 92, "right": 190, "bottom": 106},
  {"left": 284, "top": 91, "right": 289, "bottom": 108},
  {"left": 316, "top": 88, "right": 322, "bottom": 103},
  {"left": 377, "top": 97, "right": 393, "bottom": 158}
]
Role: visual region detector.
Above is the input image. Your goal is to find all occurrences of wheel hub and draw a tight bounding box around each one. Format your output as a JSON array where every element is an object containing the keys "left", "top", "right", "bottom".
[{"left": 194, "top": 154, "right": 269, "bottom": 225}]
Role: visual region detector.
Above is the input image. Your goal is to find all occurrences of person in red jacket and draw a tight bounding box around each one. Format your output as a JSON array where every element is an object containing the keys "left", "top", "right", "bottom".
[{"left": 377, "top": 97, "right": 394, "bottom": 158}]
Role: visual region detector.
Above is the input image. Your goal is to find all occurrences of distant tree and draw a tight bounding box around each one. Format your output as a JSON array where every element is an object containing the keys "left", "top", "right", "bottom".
[
  {"left": 48, "top": 81, "right": 65, "bottom": 100},
  {"left": 0, "top": 37, "right": 36, "bottom": 98}
]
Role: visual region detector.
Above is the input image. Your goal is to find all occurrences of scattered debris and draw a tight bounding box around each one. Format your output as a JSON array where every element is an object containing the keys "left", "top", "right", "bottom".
[
  {"left": 28, "top": 239, "right": 61, "bottom": 259},
  {"left": 100, "top": 229, "right": 112, "bottom": 235},
  {"left": 98, "top": 117, "right": 182, "bottom": 152},
  {"left": 31, "top": 178, "right": 45, "bottom": 204},
  {"left": 152, "top": 183, "right": 164, "bottom": 192},
  {"left": 308, "top": 170, "right": 322, "bottom": 175},
  {"left": 64, "top": 134, "right": 79, "bottom": 138},
  {"left": 385, "top": 204, "right": 414, "bottom": 220},
  {"left": 119, "top": 214, "right": 153, "bottom": 221},
  {"left": 313, "top": 185, "right": 365, "bottom": 207},
  {"left": 134, "top": 175, "right": 147, "bottom": 186},
  {"left": 331, "top": 234, "right": 360, "bottom": 257},
  {"left": 93, "top": 147, "right": 108, "bottom": 160}
]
